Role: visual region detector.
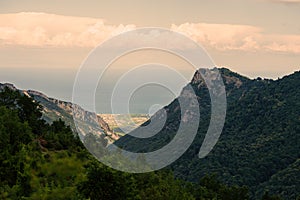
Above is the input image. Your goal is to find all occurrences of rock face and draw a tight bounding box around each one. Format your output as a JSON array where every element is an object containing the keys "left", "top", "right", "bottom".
[
  {"left": 0, "top": 83, "right": 17, "bottom": 91},
  {"left": 0, "top": 83, "right": 119, "bottom": 145}
]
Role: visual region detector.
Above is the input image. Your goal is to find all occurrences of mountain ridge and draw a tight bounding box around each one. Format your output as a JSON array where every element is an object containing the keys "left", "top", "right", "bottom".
[
  {"left": 1, "top": 67, "right": 299, "bottom": 199},
  {"left": 0, "top": 82, "right": 119, "bottom": 144},
  {"left": 115, "top": 67, "right": 300, "bottom": 199}
]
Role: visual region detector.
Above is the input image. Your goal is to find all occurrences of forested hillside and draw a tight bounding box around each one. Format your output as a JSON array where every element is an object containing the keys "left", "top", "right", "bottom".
[
  {"left": 0, "top": 86, "right": 256, "bottom": 200},
  {"left": 115, "top": 68, "right": 300, "bottom": 200}
]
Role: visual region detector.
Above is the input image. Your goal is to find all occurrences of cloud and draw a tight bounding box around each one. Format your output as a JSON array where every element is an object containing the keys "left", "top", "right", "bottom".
[
  {"left": 0, "top": 12, "right": 299, "bottom": 54},
  {"left": 171, "top": 23, "right": 261, "bottom": 51},
  {"left": 260, "top": 0, "right": 300, "bottom": 4},
  {"left": 260, "top": 34, "right": 300, "bottom": 53},
  {"left": 268, "top": 0, "right": 300, "bottom": 3},
  {"left": 171, "top": 23, "right": 300, "bottom": 54},
  {"left": 0, "top": 12, "right": 136, "bottom": 47}
]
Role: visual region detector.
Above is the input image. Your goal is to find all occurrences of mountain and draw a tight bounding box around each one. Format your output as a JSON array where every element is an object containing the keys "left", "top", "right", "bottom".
[
  {"left": 0, "top": 81, "right": 252, "bottom": 200},
  {"left": 114, "top": 68, "right": 300, "bottom": 200},
  {"left": 0, "top": 83, "right": 119, "bottom": 145}
]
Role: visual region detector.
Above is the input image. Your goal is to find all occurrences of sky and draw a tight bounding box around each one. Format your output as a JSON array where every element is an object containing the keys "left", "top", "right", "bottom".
[{"left": 0, "top": 0, "right": 299, "bottom": 111}]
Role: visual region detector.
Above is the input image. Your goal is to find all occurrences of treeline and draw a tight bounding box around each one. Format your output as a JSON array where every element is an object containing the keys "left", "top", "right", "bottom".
[{"left": 0, "top": 87, "right": 284, "bottom": 200}]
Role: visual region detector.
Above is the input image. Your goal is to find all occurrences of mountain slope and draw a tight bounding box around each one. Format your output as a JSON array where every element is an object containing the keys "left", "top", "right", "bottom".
[
  {"left": 0, "top": 84, "right": 252, "bottom": 200},
  {"left": 115, "top": 68, "right": 300, "bottom": 199},
  {"left": 0, "top": 83, "right": 119, "bottom": 144}
]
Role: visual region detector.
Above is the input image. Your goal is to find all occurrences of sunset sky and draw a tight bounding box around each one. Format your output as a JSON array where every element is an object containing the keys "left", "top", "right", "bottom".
[{"left": 0, "top": 0, "right": 299, "bottom": 103}]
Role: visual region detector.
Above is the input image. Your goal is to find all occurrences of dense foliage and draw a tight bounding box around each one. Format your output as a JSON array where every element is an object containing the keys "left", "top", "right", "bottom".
[
  {"left": 115, "top": 68, "right": 300, "bottom": 200},
  {"left": 0, "top": 86, "right": 255, "bottom": 199}
]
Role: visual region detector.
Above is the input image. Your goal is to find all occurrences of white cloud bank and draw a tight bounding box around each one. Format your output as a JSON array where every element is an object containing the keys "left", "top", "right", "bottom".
[
  {"left": 0, "top": 12, "right": 299, "bottom": 54},
  {"left": 0, "top": 12, "right": 136, "bottom": 47},
  {"left": 171, "top": 23, "right": 262, "bottom": 52},
  {"left": 171, "top": 23, "right": 300, "bottom": 54}
]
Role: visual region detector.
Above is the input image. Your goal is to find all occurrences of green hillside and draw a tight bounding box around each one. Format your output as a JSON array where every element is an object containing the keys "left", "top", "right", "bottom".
[
  {"left": 0, "top": 85, "right": 254, "bottom": 200},
  {"left": 115, "top": 68, "right": 300, "bottom": 200}
]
